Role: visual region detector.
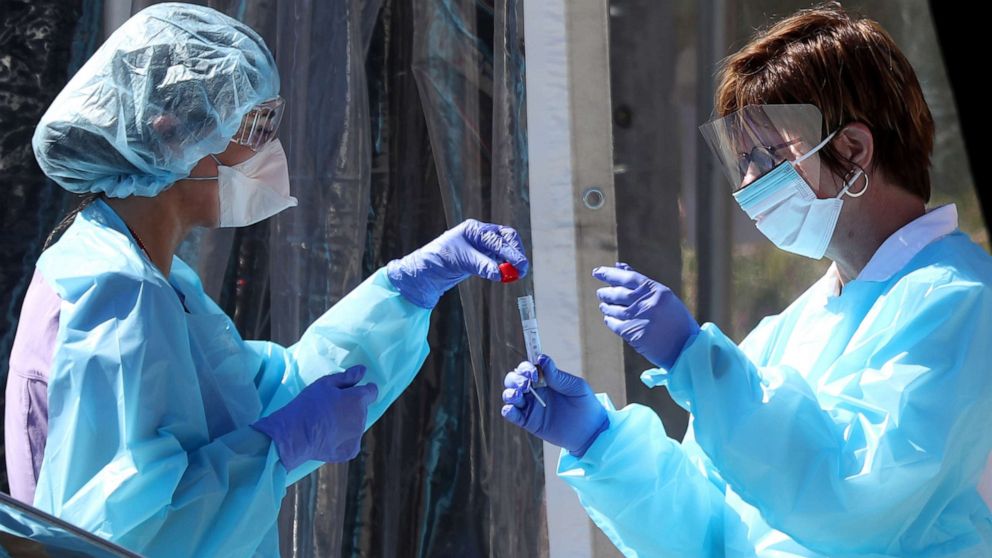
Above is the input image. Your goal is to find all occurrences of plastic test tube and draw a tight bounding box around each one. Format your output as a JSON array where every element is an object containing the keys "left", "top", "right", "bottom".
[{"left": 517, "top": 295, "right": 547, "bottom": 407}]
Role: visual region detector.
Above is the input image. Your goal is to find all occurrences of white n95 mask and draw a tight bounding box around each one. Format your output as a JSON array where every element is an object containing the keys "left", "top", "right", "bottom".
[
  {"left": 215, "top": 139, "right": 297, "bottom": 228},
  {"left": 184, "top": 139, "right": 298, "bottom": 228},
  {"left": 733, "top": 131, "right": 866, "bottom": 260}
]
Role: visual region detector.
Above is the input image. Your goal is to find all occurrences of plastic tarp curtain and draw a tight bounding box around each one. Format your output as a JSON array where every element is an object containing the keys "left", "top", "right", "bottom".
[
  {"left": 129, "top": 0, "right": 543, "bottom": 556},
  {"left": 343, "top": 1, "right": 545, "bottom": 556},
  {"left": 0, "top": 0, "right": 101, "bottom": 492},
  {"left": 341, "top": 1, "right": 544, "bottom": 557}
]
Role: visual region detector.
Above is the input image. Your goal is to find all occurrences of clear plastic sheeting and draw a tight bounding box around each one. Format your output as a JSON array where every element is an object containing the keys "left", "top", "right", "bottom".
[
  {"left": 0, "top": 0, "right": 98, "bottom": 493},
  {"left": 342, "top": 1, "right": 544, "bottom": 556},
  {"left": 127, "top": 0, "right": 542, "bottom": 556},
  {"left": 252, "top": 1, "right": 379, "bottom": 555},
  {"left": 412, "top": 0, "right": 546, "bottom": 552}
]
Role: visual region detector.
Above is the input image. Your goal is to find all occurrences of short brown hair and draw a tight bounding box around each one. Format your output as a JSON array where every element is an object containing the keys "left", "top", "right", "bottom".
[{"left": 715, "top": 2, "right": 934, "bottom": 201}]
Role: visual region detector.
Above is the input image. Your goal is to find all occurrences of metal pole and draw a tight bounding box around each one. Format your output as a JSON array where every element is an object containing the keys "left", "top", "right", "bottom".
[
  {"left": 695, "top": 0, "right": 732, "bottom": 327},
  {"left": 523, "top": 0, "right": 626, "bottom": 555}
]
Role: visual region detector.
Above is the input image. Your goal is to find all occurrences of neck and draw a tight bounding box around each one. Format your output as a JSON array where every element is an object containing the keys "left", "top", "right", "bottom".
[
  {"left": 105, "top": 194, "right": 190, "bottom": 277},
  {"left": 829, "top": 183, "right": 926, "bottom": 284}
]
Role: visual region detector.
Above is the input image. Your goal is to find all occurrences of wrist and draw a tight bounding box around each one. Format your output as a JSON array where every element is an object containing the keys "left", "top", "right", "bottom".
[
  {"left": 386, "top": 258, "right": 439, "bottom": 309},
  {"left": 251, "top": 413, "right": 304, "bottom": 471},
  {"left": 568, "top": 410, "right": 610, "bottom": 458},
  {"left": 650, "top": 318, "right": 702, "bottom": 370}
]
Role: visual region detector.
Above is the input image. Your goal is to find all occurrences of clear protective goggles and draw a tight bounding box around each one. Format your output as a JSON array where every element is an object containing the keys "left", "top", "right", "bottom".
[
  {"left": 231, "top": 96, "right": 285, "bottom": 151},
  {"left": 698, "top": 104, "right": 830, "bottom": 192}
]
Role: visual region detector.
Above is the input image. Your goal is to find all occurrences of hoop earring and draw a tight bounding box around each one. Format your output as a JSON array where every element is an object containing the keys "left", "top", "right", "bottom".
[{"left": 844, "top": 164, "right": 870, "bottom": 198}]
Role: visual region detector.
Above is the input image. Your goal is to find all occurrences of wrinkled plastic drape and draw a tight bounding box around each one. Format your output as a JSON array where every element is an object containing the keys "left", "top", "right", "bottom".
[
  {"left": 0, "top": 0, "right": 100, "bottom": 492},
  {"left": 128, "top": 0, "right": 543, "bottom": 556},
  {"left": 343, "top": 1, "right": 544, "bottom": 556}
]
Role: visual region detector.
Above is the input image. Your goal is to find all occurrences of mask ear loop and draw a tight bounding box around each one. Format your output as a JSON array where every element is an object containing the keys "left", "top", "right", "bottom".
[
  {"left": 184, "top": 154, "right": 224, "bottom": 181},
  {"left": 795, "top": 130, "right": 838, "bottom": 165},
  {"left": 788, "top": 130, "right": 839, "bottom": 191}
]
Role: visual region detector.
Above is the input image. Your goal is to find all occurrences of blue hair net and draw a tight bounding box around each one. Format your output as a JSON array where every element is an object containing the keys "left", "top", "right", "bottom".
[{"left": 32, "top": 3, "right": 280, "bottom": 198}]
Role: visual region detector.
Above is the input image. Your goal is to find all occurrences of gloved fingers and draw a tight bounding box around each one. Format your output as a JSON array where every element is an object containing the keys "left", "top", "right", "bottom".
[
  {"left": 592, "top": 266, "right": 648, "bottom": 289},
  {"left": 332, "top": 436, "right": 363, "bottom": 462},
  {"left": 503, "top": 369, "right": 537, "bottom": 389},
  {"left": 535, "top": 354, "right": 558, "bottom": 385},
  {"left": 501, "top": 404, "right": 526, "bottom": 427},
  {"left": 466, "top": 250, "right": 504, "bottom": 282},
  {"left": 351, "top": 382, "right": 379, "bottom": 406},
  {"left": 536, "top": 353, "right": 587, "bottom": 397},
  {"left": 602, "top": 316, "right": 632, "bottom": 340},
  {"left": 340, "top": 407, "right": 370, "bottom": 459},
  {"left": 327, "top": 364, "right": 367, "bottom": 388},
  {"left": 502, "top": 387, "right": 526, "bottom": 408},
  {"left": 466, "top": 222, "right": 528, "bottom": 282},
  {"left": 615, "top": 262, "right": 632, "bottom": 270},
  {"left": 505, "top": 362, "right": 539, "bottom": 388},
  {"left": 332, "top": 403, "right": 367, "bottom": 431},
  {"left": 497, "top": 226, "right": 530, "bottom": 276},
  {"left": 598, "top": 302, "right": 634, "bottom": 320},
  {"left": 518, "top": 361, "right": 540, "bottom": 383},
  {"left": 596, "top": 285, "right": 641, "bottom": 306}
]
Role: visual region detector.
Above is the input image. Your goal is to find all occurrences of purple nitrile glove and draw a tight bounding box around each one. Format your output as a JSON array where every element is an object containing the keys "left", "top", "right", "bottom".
[
  {"left": 593, "top": 263, "right": 700, "bottom": 370},
  {"left": 501, "top": 354, "right": 608, "bottom": 458},
  {"left": 252, "top": 365, "right": 378, "bottom": 471},
  {"left": 386, "top": 219, "right": 529, "bottom": 309}
]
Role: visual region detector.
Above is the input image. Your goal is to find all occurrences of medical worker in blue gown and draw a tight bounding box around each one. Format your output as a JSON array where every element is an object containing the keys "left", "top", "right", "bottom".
[
  {"left": 502, "top": 5, "right": 992, "bottom": 557},
  {"left": 4, "top": 4, "right": 528, "bottom": 557}
]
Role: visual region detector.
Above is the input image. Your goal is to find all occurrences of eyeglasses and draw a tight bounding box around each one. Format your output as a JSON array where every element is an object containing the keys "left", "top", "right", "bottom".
[
  {"left": 735, "top": 137, "right": 802, "bottom": 187},
  {"left": 231, "top": 96, "right": 285, "bottom": 151}
]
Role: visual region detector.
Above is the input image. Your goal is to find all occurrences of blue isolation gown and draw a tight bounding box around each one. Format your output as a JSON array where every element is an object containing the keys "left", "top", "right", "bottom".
[
  {"left": 31, "top": 199, "right": 432, "bottom": 557},
  {"left": 560, "top": 213, "right": 992, "bottom": 557}
]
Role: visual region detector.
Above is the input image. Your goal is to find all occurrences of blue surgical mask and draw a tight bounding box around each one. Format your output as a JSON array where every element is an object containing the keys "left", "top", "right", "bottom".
[{"left": 733, "top": 131, "right": 865, "bottom": 260}]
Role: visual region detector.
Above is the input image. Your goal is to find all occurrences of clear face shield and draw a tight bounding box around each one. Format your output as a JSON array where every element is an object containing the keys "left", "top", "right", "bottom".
[
  {"left": 698, "top": 104, "right": 830, "bottom": 192},
  {"left": 231, "top": 96, "right": 286, "bottom": 151}
]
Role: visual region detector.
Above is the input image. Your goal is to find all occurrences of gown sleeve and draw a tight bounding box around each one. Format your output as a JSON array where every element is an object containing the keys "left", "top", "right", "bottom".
[
  {"left": 34, "top": 272, "right": 288, "bottom": 557},
  {"left": 647, "top": 274, "right": 992, "bottom": 555},
  {"left": 243, "top": 268, "right": 432, "bottom": 483},
  {"left": 557, "top": 395, "right": 755, "bottom": 557}
]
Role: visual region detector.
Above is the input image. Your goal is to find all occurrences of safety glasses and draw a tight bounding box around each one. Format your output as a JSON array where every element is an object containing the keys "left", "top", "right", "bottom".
[{"left": 231, "top": 96, "right": 285, "bottom": 151}]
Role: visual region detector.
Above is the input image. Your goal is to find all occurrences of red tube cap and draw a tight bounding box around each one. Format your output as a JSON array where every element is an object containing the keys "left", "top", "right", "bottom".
[{"left": 499, "top": 262, "right": 520, "bottom": 283}]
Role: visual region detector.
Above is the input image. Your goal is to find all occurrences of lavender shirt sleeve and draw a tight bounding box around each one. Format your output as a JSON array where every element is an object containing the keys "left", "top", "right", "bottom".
[{"left": 5, "top": 269, "right": 61, "bottom": 504}]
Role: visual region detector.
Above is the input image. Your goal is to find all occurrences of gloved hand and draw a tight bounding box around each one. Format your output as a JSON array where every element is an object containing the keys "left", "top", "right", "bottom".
[
  {"left": 386, "top": 219, "right": 529, "bottom": 309},
  {"left": 252, "top": 365, "right": 378, "bottom": 470},
  {"left": 501, "top": 354, "right": 609, "bottom": 457},
  {"left": 593, "top": 263, "right": 700, "bottom": 369}
]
